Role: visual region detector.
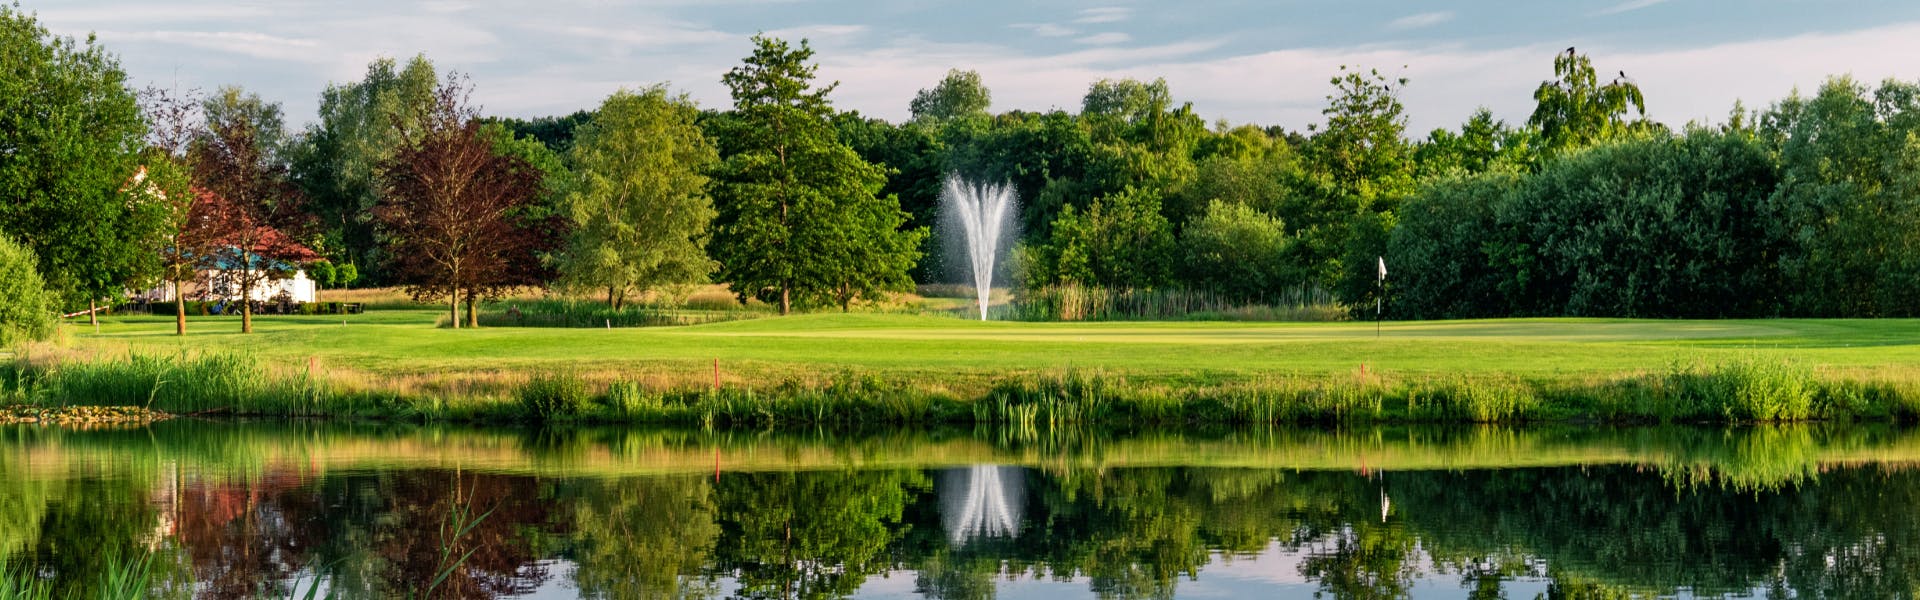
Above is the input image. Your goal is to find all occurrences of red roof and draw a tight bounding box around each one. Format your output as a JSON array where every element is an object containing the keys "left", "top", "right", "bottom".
[{"left": 191, "top": 187, "right": 320, "bottom": 263}]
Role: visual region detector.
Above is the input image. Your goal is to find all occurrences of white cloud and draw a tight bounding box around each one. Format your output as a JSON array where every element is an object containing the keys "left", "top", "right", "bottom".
[
  {"left": 762, "top": 24, "right": 870, "bottom": 42},
  {"left": 1595, "top": 0, "right": 1670, "bottom": 16},
  {"left": 1074, "top": 7, "right": 1133, "bottom": 24},
  {"left": 1010, "top": 23, "right": 1076, "bottom": 37},
  {"left": 92, "top": 30, "right": 325, "bottom": 63},
  {"left": 534, "top": 22, "right": 735, "bottom": 49},
  {"left": 1076, "top": 32, "right": 1132, "bottom": 45},
  {"left": 1387, "top": 12, "right": 1454, "bottom": 31}
]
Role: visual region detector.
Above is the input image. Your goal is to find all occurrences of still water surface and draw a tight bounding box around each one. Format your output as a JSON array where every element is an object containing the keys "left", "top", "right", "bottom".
[{"left": 2, "top": 422, "right": 1917, "bottom": 599}]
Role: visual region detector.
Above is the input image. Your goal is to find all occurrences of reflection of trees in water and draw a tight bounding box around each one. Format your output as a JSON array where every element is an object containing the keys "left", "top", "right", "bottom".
[
  {"left": 708, "top": 469, "right": 929, "bottom": 599},
  {"left": 148, "top": 469, "right": 564, "bottom": 599},
  {"left": 26, "top": 476, "right": 184, "bottom": 599},
  {"left": 569, "top": 475, "right": 720, "bottom": 599},
  {"left": 13, "top": 458, "right": 1920, "bottom": 598},
  {"left": 369, "top": 472, "right": 560, "bottom": 598}
]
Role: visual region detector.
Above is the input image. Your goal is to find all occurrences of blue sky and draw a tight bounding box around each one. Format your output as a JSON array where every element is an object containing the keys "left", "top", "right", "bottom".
[{"left": 28, "top": 0, "right": 1920, "bottom": 133}]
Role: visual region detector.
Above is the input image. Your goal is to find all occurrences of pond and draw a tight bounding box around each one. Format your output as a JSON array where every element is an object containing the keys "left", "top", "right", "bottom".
[{"left": 2, "top": 421, "right": 1918, "bottom": 598}]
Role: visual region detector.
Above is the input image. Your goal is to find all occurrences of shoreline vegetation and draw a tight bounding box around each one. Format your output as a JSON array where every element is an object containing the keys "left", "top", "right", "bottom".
[{"left": 3, "top": 338, "right": 1915, "bottom": 428}]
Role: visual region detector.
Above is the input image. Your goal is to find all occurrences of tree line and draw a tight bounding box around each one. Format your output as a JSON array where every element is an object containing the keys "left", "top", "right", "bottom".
[{"left": 6, "top": 2, "right": 1920, "bottom": 342}]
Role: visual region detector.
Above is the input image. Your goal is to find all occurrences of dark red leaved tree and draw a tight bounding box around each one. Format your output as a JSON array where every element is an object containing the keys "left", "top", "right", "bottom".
[
  {"left": 377, "top": 78, "right": 548, "bottom": 328},
  {"left": 190, "top": 107, "right": 313, "bottom": 334}
]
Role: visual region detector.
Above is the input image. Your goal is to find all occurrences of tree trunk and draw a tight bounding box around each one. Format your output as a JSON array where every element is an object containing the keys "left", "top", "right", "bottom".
[
  {"left": 448, "top": 290, "right": 460, "bottom": 329},
  {"left": 466, "top": 292, "right": 478, "bottom": 329},
  {"left": 239, "top": 251, "right": 254, "bottom": 334},
  {"left": 779, "top": 284, "right": 791, "bottom": 316},
  {"left": 173, "top": 278, "right": 186, "bottom": 336},
  {"left": 840, "top": 280, "right": 851, "bottom": 313},
  {"left": 89, "top": 299, "right": 99, "bottom": 326}
]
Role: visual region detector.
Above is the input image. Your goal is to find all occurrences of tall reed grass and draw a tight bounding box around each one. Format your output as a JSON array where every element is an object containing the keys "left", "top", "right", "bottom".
[
  {"left": 1007, "top": 284, "right": 1346, "bottom": 322},
  {"left": 467, "top": 299, "right": 765, "bottom": 329},
  {"left": 1, "top": 351, "right": 397, "bottom": 417}
]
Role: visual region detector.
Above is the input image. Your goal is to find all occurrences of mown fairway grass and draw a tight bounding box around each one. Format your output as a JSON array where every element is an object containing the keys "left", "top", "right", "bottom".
[{"left": 57, "top": 309, "right": 1920, "bottom": 386}]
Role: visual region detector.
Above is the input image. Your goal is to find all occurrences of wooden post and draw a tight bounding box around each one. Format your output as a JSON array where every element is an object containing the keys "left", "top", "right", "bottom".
[{"left": 713, "top": 358, "right": 721, "bottom": 391}]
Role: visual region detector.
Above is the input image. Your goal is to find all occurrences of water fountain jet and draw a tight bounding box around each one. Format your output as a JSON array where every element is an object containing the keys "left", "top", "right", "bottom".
[{"left": 940, "top": 177, "right": 1016, "bottom": 321}]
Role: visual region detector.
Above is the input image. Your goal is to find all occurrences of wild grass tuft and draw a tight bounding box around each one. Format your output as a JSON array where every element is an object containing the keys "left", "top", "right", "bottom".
[
  {"left": 472, "top": 299, "right": 764, "bottom": 329},
  {"left": 0, "top": 565, "right": 51, "bottom": 600},
  {"left": 519, "top": 372, "right": 591, "bottom": 422}
]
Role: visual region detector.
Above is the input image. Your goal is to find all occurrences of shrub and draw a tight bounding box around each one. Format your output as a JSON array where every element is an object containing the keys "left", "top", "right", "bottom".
[
  {"left": 0, "top": 234, "right": 54, "bottom": 347},
  {"left": 519, "top": 372, "right": 590, "bottom": 421},
  {"left": 1182, "top": 200, "right": 1299, "bottom": 303}
]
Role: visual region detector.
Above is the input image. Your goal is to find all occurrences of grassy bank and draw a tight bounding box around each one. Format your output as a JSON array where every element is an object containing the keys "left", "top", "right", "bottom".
[
  {"left": 15, "top": 310, "right": 1920, "bottom": 426},
  {"left": 3, "top": 349, "right": 1917, "bottom": 426}
]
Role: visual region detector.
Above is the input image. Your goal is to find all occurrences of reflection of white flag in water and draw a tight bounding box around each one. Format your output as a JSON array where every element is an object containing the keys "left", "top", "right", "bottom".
[{"left": 1378, "top": 256, "right": 1387, "bottom": 282}]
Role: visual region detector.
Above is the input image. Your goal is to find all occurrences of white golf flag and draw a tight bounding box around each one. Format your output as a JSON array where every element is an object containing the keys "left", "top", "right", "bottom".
[{"left": 1377, "top": 256, "right": 1386, "bottom": 282}]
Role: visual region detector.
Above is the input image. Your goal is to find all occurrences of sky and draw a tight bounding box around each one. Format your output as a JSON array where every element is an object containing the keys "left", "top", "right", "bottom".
[{"left": 27, "top": 0, "right": 1920, "bottom": 134}]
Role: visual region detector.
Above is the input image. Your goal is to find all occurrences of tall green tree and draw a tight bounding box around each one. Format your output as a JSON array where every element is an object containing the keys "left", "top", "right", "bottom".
[
  {"left": 0, "top": 6, "right": 155, "bottom": 312},
  {"left": 1305, "top": 66, "right": 1415, "bottom": 303},
  {"left": 834, "top": 112, "right": 944, "bottom": 280},
  {"left": 291, "top": 55, "right": 441, "bottom": 284},
  {"left": 1529, "top": 48, "right": 1648, "bottom": 154},
  {"left": 1497, "top": 129, "right": 1781, "bottom": 317},
  {"left": 560, "top": 86, "right": 719, "bottom": 309},
  {"left": 709, "top": 36, "right": 925, "bottom": 314},
  {"left": 1761, "top": 77, "right": 1920, "bottom": 316},
  {"left": 909, "top": 69, "right": 991, "bottom": 123}
]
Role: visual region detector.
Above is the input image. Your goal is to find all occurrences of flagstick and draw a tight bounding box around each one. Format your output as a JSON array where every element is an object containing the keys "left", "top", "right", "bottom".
[{"left": 1375, "top": 256, "right": 1386, "bottom": 339}]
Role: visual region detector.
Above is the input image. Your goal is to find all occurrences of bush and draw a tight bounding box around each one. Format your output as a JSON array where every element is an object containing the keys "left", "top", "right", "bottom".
[
  {"left": 1022, "top": 188, "right": 1176, "bottom": 290},
  {"left": 1182, "top": 201, "right": 1299, "bottom": 303},
  {"left": 1386, "top": 172, "right": 1517, "bottom": 319},
  {"left": 519, "top": 372, "right": 590, "bottom": 421},
  {"left": 0, "top": 234, "right": 54, "bottom": 346},
  {"left": 1498, "top": 131, "right": 1780, "bottom": 317}
]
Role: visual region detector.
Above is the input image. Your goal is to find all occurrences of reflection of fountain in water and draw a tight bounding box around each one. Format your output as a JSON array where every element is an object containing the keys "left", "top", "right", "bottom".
[{"left": 937, "top": 465, "right": 1025, "bottom": 544}]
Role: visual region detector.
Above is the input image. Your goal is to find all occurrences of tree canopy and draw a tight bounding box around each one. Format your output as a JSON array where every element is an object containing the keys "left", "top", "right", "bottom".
[
  {"left": 709, "top": 36, "right": 924, "bottom": 314},
  {"left": 559, "top": 87, "right": 719, "bottom": 309},
  {"left": 0, "top": 6, "right": 156, "bottom": 309}
]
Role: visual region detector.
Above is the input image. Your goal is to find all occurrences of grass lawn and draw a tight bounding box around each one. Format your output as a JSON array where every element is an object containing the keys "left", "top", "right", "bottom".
[{"left": 57, "top": 309, "right": 1920, "bottom": 388}]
